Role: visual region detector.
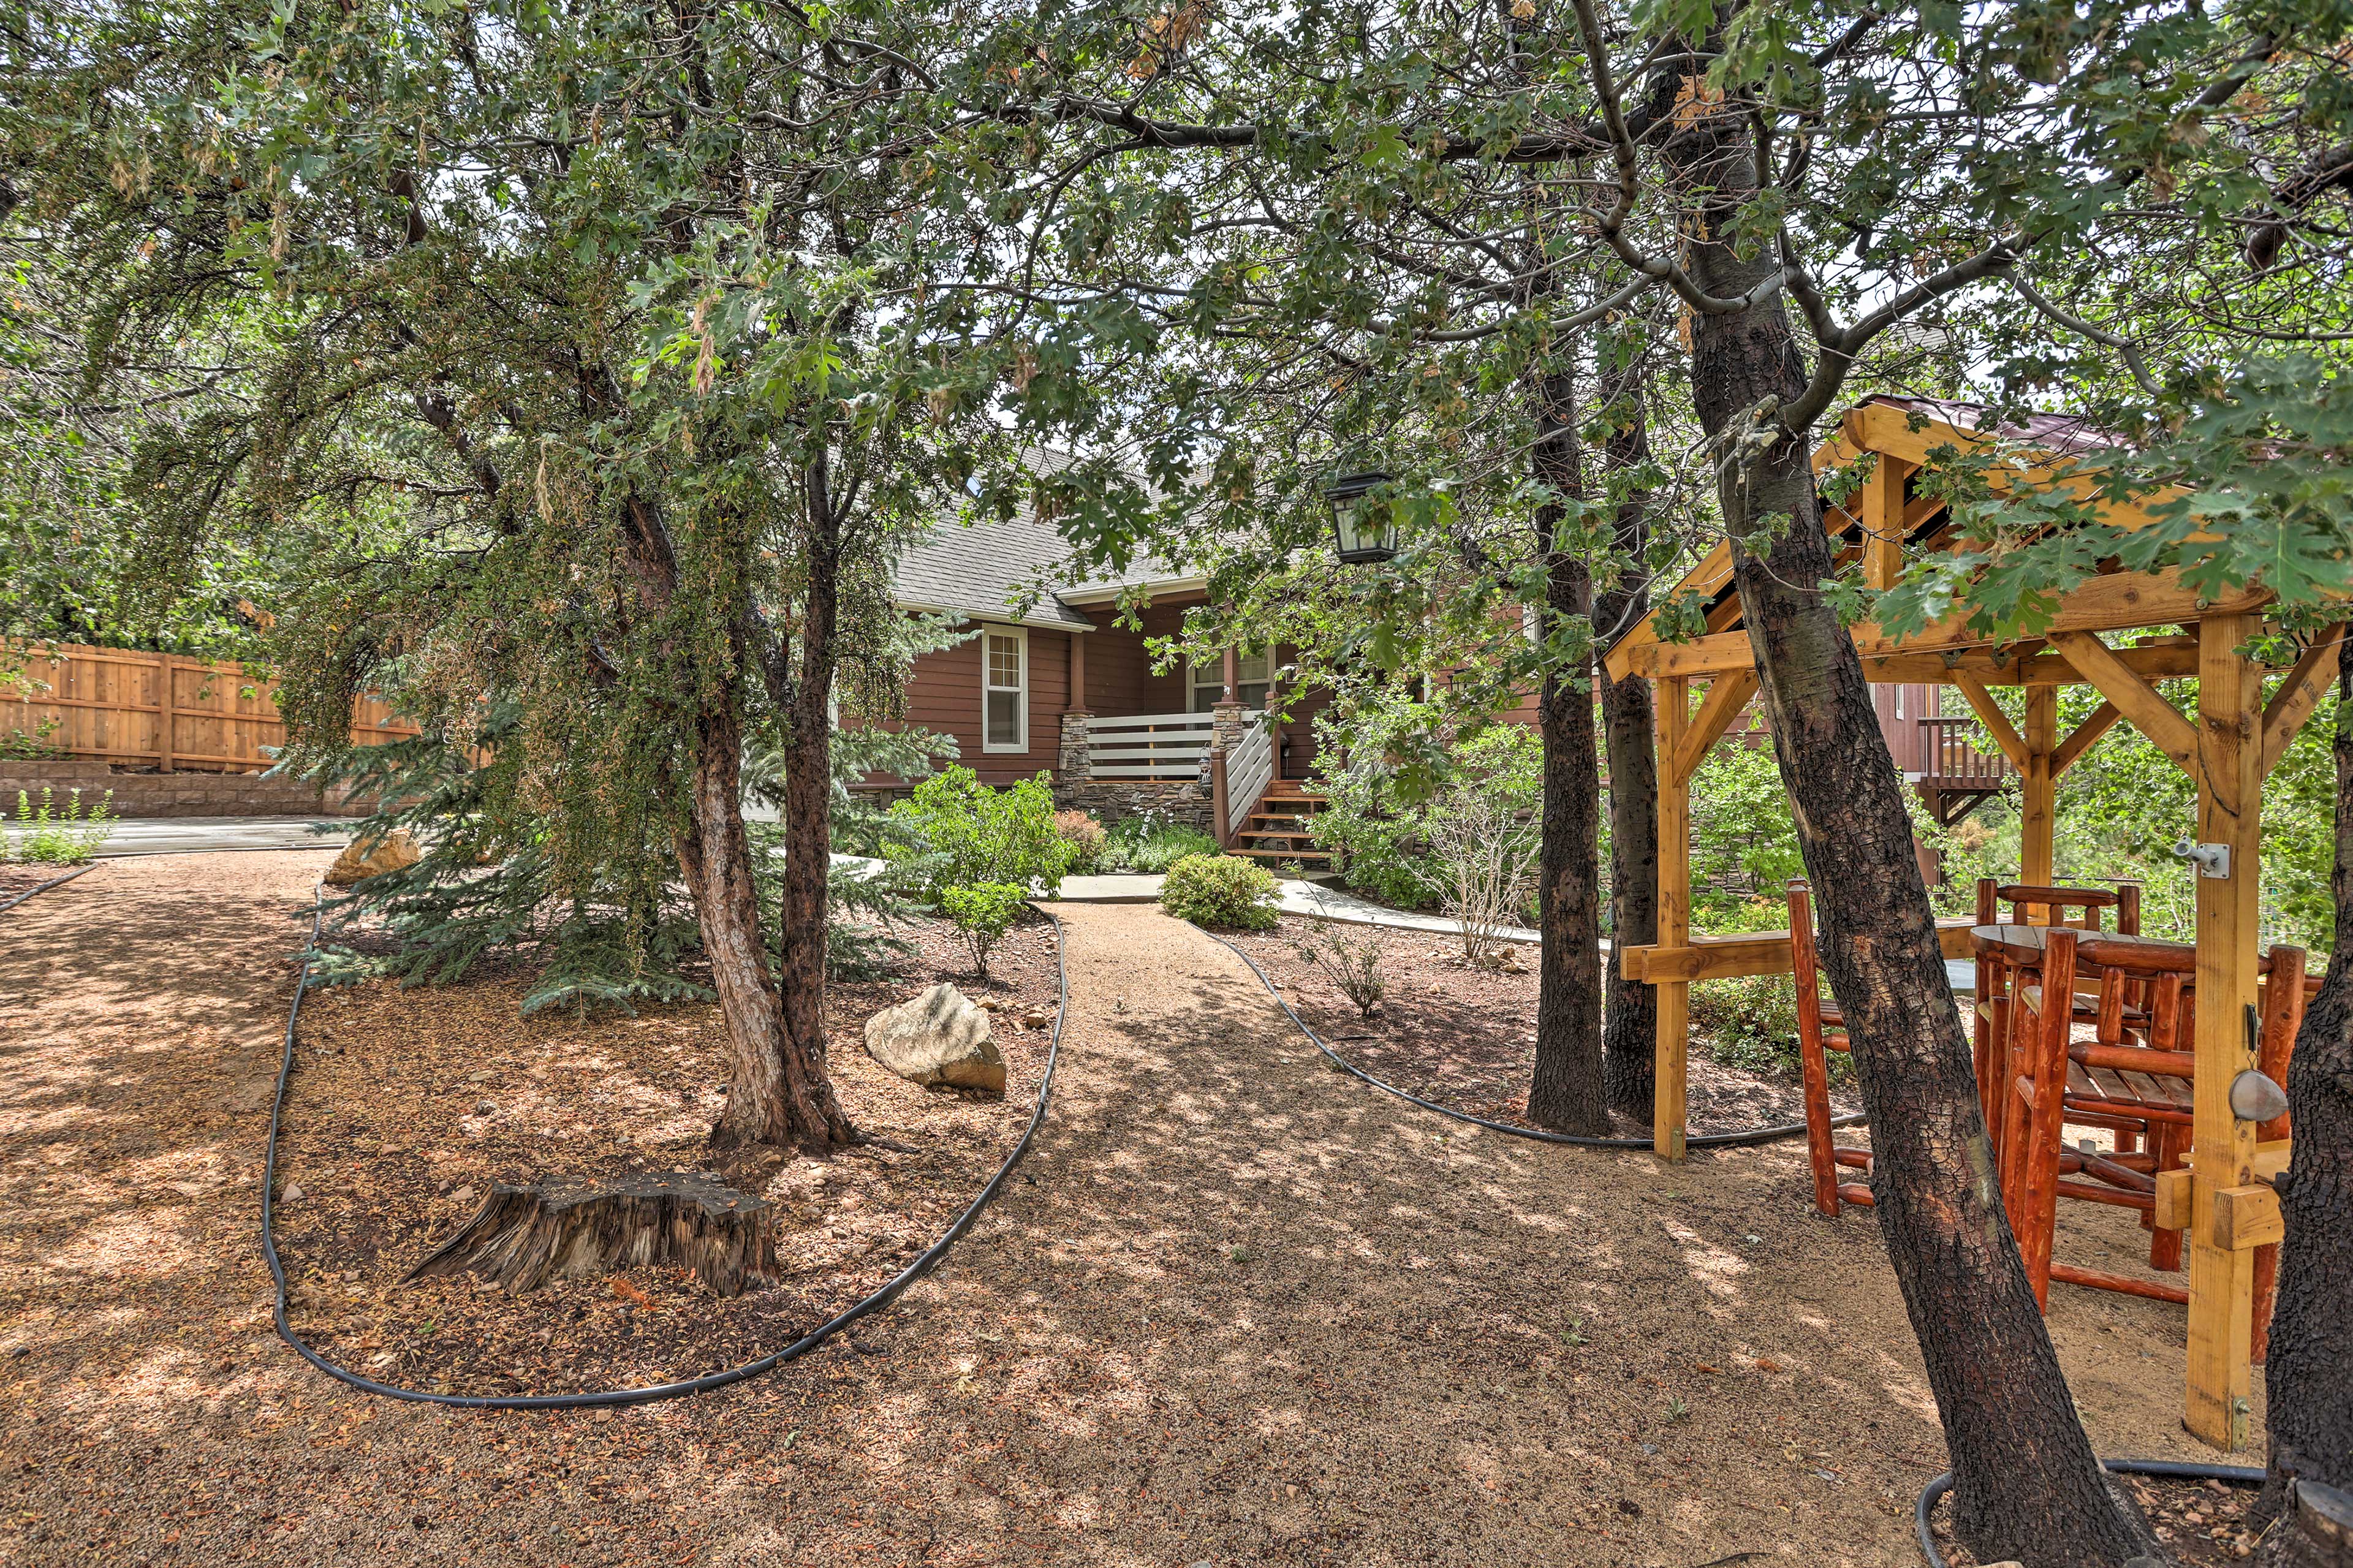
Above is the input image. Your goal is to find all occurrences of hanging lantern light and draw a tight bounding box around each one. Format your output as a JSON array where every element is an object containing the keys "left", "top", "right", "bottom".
[{"left": 1324, "top": 471, "right": 1398, "bottom": 564}]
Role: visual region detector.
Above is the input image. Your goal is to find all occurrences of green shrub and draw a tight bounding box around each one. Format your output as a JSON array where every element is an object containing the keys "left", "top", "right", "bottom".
[
  {"left": 7, "top": 787, "right": 117, "bottom": 865},
  {"left": 1313, "top": 803, "right": 1443, "bottom": 908},
  {"left": 1053, "top": 809, "right": 1107, "bottom": 874},
  {"left": 1161, "top": 854, "right": 1280, "bottom": 930},
  {"left": 939, "top": 882, "right": 1027, "bottom": 977},
  {"left": 885, "top": 767, "right": 1075, "bottom": 897},
  {"left": 1, "top": 718, "right": 68, "bottom": 762},
  {"left": 1309, "top": 697, "right": 1540, "bottom": 914},
  {"left": 1102, "top": 814, "right": 1221, "bottom": 874},
  {"left": 1688, "top": 972, "right": 1835, "bottom": 1082}
]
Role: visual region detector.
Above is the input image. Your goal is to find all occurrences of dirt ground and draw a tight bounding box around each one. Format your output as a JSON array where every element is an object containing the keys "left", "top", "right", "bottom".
[
  {"left": 0, "top": 853, "right": 2261, "bottom": 1567},
  {"left": 1225, "top": 916, "right": 1858, "bottom": 1136},
  {"left": 278, "top": 912, "right": 1058, "bottom": 1395}
]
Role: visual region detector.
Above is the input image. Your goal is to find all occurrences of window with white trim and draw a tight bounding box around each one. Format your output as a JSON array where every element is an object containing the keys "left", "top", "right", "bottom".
[
  {"left": 1189, "top": 648, "right": 1272, "bottom": 712},
  {"left": 982, "top": 626, "right": 1028, "bottom": 752}
]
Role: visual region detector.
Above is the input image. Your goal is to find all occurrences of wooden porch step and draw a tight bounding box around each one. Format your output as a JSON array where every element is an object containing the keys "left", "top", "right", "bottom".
[{"left": 1230, "top": 846, "right": 1333, "bottom": 862}]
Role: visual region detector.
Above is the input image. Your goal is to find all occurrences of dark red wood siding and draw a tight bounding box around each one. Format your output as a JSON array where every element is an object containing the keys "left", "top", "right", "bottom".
[{"left": 898, "top": 624, "right": 1071, "bottom": 786}]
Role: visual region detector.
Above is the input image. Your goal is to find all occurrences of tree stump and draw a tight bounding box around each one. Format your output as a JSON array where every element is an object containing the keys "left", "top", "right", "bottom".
[{"left": 404, "top": 1173, "right": 778, "bottom": 1297}]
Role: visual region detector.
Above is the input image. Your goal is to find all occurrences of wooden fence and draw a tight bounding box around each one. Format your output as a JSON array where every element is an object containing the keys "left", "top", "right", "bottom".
[{"left": 1, "top": 641, "right": 419, "bottom": 773}]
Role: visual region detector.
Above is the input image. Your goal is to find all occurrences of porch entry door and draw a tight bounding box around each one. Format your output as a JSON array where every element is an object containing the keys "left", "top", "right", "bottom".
[{"left": 1189, "top": 649, "right": 1270, "bottom": 711}]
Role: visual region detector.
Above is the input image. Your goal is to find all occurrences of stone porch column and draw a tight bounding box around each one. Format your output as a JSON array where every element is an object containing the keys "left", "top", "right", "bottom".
[{"left": 1058, "top": 710, "right": 1094, "bottom": 787}]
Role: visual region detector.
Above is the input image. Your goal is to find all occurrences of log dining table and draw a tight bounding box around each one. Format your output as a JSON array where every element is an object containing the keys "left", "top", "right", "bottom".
[{"left": 1969, "top": 921, "right": 2202, "bottom": 1154}]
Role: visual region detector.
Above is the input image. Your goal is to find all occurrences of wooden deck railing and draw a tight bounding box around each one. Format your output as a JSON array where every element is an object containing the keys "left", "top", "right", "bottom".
[
  {"left": 1917, "top": 714, "right": 2012, "bottom": 786},
  {"left": 1082, "top": 709, "right": 1228, "bottom": 779},
  {"left": 2, "top": 640, "right": 417, "bottom": 773}
]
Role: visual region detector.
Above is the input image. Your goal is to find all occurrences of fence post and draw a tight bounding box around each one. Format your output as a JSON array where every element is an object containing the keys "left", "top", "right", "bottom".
[{"left": 155, "top": 651, "right": 175, "bottom": 773}]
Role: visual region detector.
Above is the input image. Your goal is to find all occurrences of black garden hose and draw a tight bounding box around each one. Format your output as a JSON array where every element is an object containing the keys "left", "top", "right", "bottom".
[
  {"left": 0, "top": 862, "right": 96, "bottom": 916},
  {"left": 1914, "top": 1459, "right": 2267, "bottom": 1567},
  {"left": 1202, "top": 924, "right": 1867, "bottom": 1151},
  {"left": 262, "top": 890, "right": 1065, "bottom": 1409}
]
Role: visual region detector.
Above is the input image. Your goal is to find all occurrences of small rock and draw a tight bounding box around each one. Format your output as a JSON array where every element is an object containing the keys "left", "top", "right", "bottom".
[
  {"left": 468, "top": 1069, "right": 496, "bottom": 1083},
  {"left": 863, "top": 985, "right": 1006, "bottom": 1095},
  {"left": 977, "top": 996, "right": 1004, "bottom": 1012},
  {"left": 1021, "top": 1009, "right": 1052, "bottom": 1030},
  {"left": 280, "top": 1184, "right": 305, "bottom": 1203},
  {"left": 449, "top": 1186, "right": 477, "bottom": 1206},
  {"left": 476, "top": 1100, "right": 496, "bottom": 1116},
  {"left": 325, "top": 828, "right": 422, "bottom": 888}
]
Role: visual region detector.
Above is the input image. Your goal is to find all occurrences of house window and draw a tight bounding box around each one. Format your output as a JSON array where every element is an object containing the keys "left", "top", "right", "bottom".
[
  {"left": 1190, "top": 649, "right": 1272, "bottom": 711},
  {"left": 982, "top": 626, "right": 1027, "bottom": 752}
]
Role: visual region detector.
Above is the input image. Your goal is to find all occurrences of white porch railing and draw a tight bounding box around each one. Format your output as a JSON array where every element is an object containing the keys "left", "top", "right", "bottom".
[
  {"left": 1083, "top": 710, "right": 1224, "bottom": 779},
  {"left": 1223, "top": 714, "right": 1275, "bottom": 838}
]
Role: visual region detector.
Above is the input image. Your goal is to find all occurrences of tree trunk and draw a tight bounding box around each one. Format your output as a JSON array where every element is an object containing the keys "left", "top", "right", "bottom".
[
  {"left": 622, "top": 489, "right": 851, "bottom": 1154},
  {"left": 1596, "top": 362, "right": 1659, "bottom": 1116},
  {"left": 677, "top": 693, "right": 820, "bottom": 1149},
  {"left": 1659, "top": 75, "right": 2151, "bottom": 1568},
  {"left": 1525, "top": 370, "right": 1609, "bottom": 1135},
  {"left": 769, "top": 447, "right": 857, "bottom": 1149},
  {"left": 406, "top": 1173, "right": 778, "bottom": 1297},
  {"left": 2260, "top": 662, "right": 2353, "bottom": 1545}
]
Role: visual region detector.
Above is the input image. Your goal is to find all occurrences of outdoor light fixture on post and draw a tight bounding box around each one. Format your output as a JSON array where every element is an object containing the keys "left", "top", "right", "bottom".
[{"left": 1324, "top": 471, "right": 1398, "bottom": 565}]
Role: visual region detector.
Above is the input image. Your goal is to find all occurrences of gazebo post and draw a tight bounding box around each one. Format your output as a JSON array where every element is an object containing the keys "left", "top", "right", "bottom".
[
  {"left": 1654, "top": 675, "right": 1690, "bottom": 1161},
  {"left": 2021, "top": 685, "right": 2058, "bottom": 890},
  {"left": 2184, "top": 611, "right": 2267, "bottom": 1450}
]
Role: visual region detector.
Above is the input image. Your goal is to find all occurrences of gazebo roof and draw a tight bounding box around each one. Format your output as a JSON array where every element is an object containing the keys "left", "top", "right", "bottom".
[{"left": 1600, "top": 395, "right": 2266, "bottom": 687}]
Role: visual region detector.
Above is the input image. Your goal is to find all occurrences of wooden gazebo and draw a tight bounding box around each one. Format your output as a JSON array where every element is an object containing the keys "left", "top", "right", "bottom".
[{"left": 1605, "top": 396, "right": 2343, "bottom": 1450}]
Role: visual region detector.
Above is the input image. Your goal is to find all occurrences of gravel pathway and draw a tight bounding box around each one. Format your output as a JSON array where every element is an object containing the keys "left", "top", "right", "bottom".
[{"left": 0, "top": 857, "right": 2243, "bottom": 1567}]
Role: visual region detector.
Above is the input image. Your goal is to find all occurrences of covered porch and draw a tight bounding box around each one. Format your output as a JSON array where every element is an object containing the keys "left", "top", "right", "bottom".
[{"left": 1049, "top": 584, "right": 1334, "bottom": 856}]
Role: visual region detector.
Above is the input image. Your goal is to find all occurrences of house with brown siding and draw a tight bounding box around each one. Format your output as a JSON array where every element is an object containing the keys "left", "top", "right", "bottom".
[
  {"left": 884, "top": 501, "right": 1333, "bottom": 855},
  {"left": 886, "top": 411, "right": 2019, "bottom": 855}
]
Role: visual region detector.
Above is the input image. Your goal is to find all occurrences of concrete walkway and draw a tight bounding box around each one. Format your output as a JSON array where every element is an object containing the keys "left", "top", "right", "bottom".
[
  {"left": 90, "top": 816, "right": 354, "bottom": 856},
  {"left": 1059, "top": 871, "right": 1543, "bottom": 944}
]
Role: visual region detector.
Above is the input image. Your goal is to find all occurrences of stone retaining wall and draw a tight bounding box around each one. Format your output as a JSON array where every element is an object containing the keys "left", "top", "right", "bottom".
[
  {"left": 0, "top": 760, "right": 370, "bottom": 818},
  {"left": 1052, "top": 778, "right": 1217, "bottom": 835}
]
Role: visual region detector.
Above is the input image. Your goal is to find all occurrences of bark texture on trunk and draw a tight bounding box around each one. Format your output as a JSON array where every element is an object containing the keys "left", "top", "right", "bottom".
[
  {"left": 767, "top": 450, "right": 856, "bottom": 1148},
  {"left": 1660, "top": 77, "right": 2150, "bottom": 1568},
  {"left": 623, "top": 487, "right": 852, "bottom": 1154},
  {"left": 1596, "top": 369, "right": 1658, "bottom": 1116},
  {"left": 2262, "top": 664, "right": 2353, "bottom": 1541},
  {"left": 1525, "top": 375, "right": 1609, "bottom": 1135}
]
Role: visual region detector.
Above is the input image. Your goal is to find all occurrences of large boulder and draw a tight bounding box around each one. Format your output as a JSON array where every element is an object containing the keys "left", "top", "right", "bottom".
[
  {"left": 863, "top": 983, "right": 1006, "bottom": 1095},
  {"left": 325, "top": 828, "right": 422, "bottom": 888}
]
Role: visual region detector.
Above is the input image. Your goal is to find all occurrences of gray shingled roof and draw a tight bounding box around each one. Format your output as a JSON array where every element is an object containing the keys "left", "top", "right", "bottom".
[
  {"left": 891, "top": 448, "right": 1200, "bottom": 627},
  {"left": 893, "top": 509, "right": 1099, "bottom": 630}
]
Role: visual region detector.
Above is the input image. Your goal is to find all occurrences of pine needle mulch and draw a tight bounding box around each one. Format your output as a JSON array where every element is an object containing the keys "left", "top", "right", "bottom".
[{"left": 274, "top": 912, "right": 1058, "bottom": 1395}]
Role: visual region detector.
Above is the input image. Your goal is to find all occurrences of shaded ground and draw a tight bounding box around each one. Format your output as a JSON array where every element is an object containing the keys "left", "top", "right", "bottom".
[
  {"left": 1226, "top": 915, "right": 1857, "bottom": 1136},
  {"left": 278, "top": 913, "right": 1057, "bottom": 1394},
  {"left": 0, "top": 854, "right": 2254, "bottom": 1567}
]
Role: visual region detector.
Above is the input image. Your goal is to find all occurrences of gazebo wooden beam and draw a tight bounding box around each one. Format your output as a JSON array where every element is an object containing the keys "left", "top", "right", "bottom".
[
  {"left": 2047, "top": 631, "right": 2199, "bottom": 773},
  {"left": 2186, "top": 612, "right": 2268, "bottom": 1450},
  {"left": 1669, "top": 670, "right": 1759, "bottom": 787},
  {"left": 1612, "top": 572, "right": 2269, "bottom": 682},
  {"left": 1859, "top": 642, "right": 2201, "bottom": 686},
  {"left": 2260, "top": 626, "right": 2344, "bottom": 774},
  {"left": 1949, "top": 674, "right": 2031, "bottom": 770}
]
